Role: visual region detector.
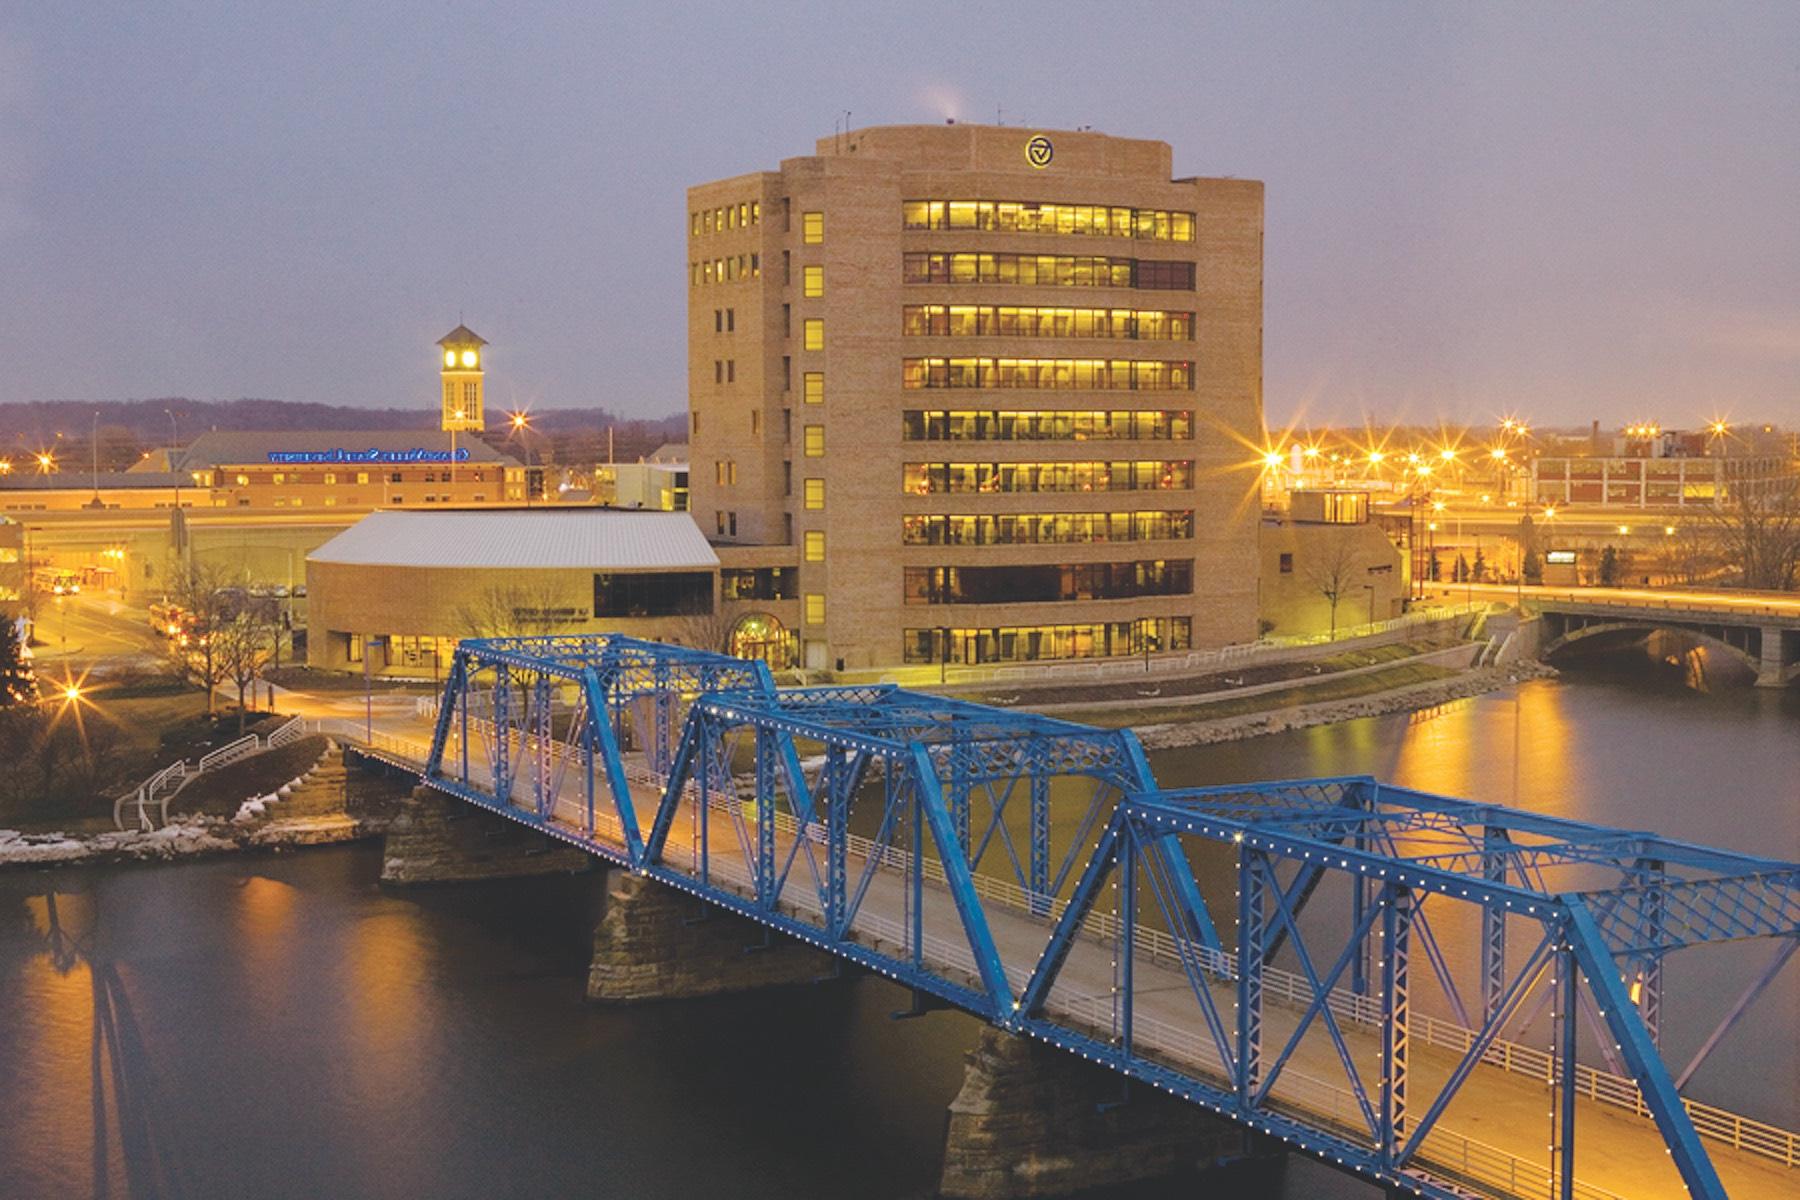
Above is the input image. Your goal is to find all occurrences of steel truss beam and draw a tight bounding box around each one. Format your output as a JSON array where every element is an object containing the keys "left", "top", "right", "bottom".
[{"left": 415, "top": 641, "right": 1793, "bottom": 1200}]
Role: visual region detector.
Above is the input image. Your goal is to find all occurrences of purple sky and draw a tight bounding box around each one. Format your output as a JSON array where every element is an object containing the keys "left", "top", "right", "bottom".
[{"left": 2, "top": 2, "right": 1796, "bottom": 429}]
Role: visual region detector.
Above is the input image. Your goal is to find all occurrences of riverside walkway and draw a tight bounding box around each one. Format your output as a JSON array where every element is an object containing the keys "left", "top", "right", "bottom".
[{"left": 325, "top": 634, "right": 1799, "bottom": 1200}]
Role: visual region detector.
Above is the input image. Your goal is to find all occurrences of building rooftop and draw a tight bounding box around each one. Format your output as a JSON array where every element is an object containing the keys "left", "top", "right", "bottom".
[
  {"left": 0, "top": 470, "right": 184, "bottom": 491},
  {"left": 437, "top": 324, "right": 487, "bottom": 348},
  {"left": 174, "top": 430, "right": 518, "bottom": 470},
  {"left": 307, "top": 508, "right": 719, "bottom": 571}
]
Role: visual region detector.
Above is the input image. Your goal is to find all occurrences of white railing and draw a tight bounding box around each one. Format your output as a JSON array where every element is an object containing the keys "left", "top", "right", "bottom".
[
  {"left": 113, "top": 716, "right": 326, "bottom": 831},
  {"left": 266, "top": 715, "right": 308, "bottom": 748},
  {"left": 346, "top": 717, "right": 1800, "bottom": 1173},
  {"left": 197, "top": 734, "right": 261, "bottom": 773}
]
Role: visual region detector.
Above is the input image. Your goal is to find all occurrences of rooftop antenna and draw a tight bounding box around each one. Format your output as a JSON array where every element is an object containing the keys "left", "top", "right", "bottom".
[{"left": 996, "top": 105, "right": 1003, "bottom": 126}]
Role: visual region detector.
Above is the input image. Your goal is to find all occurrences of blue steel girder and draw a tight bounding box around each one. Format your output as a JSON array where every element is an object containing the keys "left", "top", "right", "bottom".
[{"left": 415, "top": 642, "right": 1800, "bottom": 1200}]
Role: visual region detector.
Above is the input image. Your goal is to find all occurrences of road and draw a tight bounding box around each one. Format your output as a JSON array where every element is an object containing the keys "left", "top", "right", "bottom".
[
  {"left": 1424, "top": 581, "right": 1800, "bottom": 620},
  {"left": 28, "top": 591, "right": 165, "bottom": 669}
]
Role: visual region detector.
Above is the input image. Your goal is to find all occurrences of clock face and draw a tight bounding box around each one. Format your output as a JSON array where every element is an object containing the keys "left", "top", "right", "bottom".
[
  {"left": 444, "top": 350, "right": 457, "bottom": 367},
  {"left": 460, "top": 349, "right": 478, "bottom": 368}
]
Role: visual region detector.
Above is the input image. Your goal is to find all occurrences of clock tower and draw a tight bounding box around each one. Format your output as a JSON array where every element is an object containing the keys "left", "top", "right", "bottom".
[{"left": 438, "top": 324, "right": 487, "bottom": 433}]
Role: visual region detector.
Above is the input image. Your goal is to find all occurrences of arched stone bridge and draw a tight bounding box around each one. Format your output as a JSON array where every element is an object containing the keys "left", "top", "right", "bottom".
[{"left": 1532, "top": 588, "right": 1800, "bottom": 687}]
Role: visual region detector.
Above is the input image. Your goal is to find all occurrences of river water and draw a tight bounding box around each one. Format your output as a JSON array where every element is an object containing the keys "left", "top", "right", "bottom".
[{"left": 2, "top": 657, "right": 1795, "bottom": 1200}]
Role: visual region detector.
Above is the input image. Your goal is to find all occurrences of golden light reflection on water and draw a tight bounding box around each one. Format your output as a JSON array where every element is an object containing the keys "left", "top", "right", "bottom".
[{"left": 341, "top": 907, "right": 433, "bottom": 1108}]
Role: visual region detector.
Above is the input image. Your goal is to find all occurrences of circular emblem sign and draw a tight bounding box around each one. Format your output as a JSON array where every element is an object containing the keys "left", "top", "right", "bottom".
[{"left": 1024, "top": 135, "right": 1054, "bottom": 169}]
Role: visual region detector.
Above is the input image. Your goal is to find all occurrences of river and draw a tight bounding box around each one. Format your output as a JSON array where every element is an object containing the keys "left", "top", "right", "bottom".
[{"left": 2, "top": 656, "right": 1795, "bottom": 1200}]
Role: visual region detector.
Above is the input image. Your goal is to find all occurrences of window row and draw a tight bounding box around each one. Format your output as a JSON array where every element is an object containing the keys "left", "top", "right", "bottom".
[
  {"left": 721, "top": 567, "right": 796, "bottom": 601},
  {"left": 692, "top": 200, "right": 760, "bottom": 237},
  {"left": 690, "top": 254, "right": 761, "bottom": 286},
  {"left": 902, "top": 617, "right": 1192, "bottom": 665},
  {"left": 902, "top": 409, "right": 1193, "bottom": 442},
  {"left": 902, "top": 200, "right": 1195, "bottom": 241},
  {"left": 903, "top": 460, "right": 1193, "bottom": 494},
  {"left": 904, "top": 559, "right": 1193, "bottom": 606},
  {"left": 902, "top": 305, "right": 1192, "bottom": 341},
  {"left": 902, "top": 358, "right": 1194, "bottom": 391},
  {"left": 593, "top": 572, "right": 713, "bottom": 617},
  {"left": 902, "top": 510, "right": 1194, "bottom": 547},
  {"left": 902, "top": 252, "right": 1194, "bottom": 290}
]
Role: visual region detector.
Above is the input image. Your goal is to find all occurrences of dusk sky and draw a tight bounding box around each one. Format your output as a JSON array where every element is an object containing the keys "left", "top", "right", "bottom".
[{"left": 3, "top": 2, "right": 1796, "bottom": 429}]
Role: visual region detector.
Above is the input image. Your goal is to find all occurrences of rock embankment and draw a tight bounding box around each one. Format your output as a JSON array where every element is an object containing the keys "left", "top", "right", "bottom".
[
  {"left": 1, "top": 744, "right": 410, "bottom": 870},
  {"left": 1133, "top": 661, "right": 1557, "bottom": 750}
]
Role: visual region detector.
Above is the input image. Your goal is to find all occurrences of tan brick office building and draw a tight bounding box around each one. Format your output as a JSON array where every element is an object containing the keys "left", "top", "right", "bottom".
[{"left": 688, "top": 124, "right": 1264, "bottom": 671}]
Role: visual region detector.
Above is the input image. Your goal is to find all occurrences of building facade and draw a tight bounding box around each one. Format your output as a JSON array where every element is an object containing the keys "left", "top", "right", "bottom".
[
  {"left": 687, "top": 123, "right": 1264, "bottom": 671},
  {"left": 1533, "top": 450, "right": 1793, "bottom": 510},
  {"left": 306, "top": 509, "right": 728, "bottom": 676}
]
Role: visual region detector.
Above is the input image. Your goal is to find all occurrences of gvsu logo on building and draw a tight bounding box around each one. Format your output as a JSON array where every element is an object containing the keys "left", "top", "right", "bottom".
[{"left": 1024, "top": 135, "right": 1054, "bottom": 168}]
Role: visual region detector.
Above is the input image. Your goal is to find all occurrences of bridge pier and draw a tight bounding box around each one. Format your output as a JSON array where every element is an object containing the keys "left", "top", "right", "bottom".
[
  {"left": 380, "top": 787, "right": 592, "bottom": 885},
  {"left": 939, "top": 1028, "right": 1270, "bottom": 1199},
  {"left": 587, "top": 872, "right": 836, "bottom": 1003},
  {"left": 1756, "top": 625, "right": 1795, "bottom": 688}
]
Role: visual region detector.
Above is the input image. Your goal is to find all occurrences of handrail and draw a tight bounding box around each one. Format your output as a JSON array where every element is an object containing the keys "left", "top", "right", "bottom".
[{"left": 354, "top": 718, "right": 1800, "bottom": 1172}]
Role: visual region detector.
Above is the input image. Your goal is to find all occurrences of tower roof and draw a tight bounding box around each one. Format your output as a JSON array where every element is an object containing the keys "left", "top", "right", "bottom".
[{"left": 437, "top": 324, "right": 488, "bottom": 348}]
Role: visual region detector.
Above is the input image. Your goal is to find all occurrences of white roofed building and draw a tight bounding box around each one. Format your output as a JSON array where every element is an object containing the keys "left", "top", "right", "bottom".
[{"left": 305, "top": 508, "right": 796, "bottom": 677}]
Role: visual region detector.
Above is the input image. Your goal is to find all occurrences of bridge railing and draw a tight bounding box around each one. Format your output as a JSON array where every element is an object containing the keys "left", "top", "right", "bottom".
[
  {"left": 339, "top": 715, "right": 1800, "bottom": 1175},
  {"left": 1531, "top": 588, "right": 1800, "bottom": 622}
]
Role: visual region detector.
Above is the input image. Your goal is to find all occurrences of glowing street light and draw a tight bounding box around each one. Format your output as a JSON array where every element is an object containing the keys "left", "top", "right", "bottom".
[
  {"left": 510, "top": 411, "right": 531, "bottom": 431},
  {"left": 1439, "top": 447, "right": 1457, "bottom": 462},
  {"left": 35, "top": 452, "right": 55, "bottom": 473}
]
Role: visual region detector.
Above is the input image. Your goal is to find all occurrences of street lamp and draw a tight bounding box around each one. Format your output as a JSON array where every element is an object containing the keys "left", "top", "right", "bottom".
[{"left": 509, "top": 411, "right": 538, "bottom": 506}]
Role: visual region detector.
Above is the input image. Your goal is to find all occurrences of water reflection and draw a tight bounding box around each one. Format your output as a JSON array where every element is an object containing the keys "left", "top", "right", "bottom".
[
  {"left": 0, "top": 661, "right": 1793, "bottom": 1200},
  {"left": 9, "top": 884, "right": 188, "bottom": 1199}
]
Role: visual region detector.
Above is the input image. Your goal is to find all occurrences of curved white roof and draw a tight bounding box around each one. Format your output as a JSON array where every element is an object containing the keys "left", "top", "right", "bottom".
[{"left": 308, "top": 509, "right": 719, "bottom": 571}]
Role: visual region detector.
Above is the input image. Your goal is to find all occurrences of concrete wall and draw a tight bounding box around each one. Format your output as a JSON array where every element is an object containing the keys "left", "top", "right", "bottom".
[
  {"left": 1259, "top": 519, "right": 1406, "bottom": 637},
  {"left": 306, "top": 559, "right": 705, "bottom": 674}
]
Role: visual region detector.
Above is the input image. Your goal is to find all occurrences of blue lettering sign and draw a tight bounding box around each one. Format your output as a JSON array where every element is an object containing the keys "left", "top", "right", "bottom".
[{"left": 264, "top": 447, "right": 472, "bottom": 465}]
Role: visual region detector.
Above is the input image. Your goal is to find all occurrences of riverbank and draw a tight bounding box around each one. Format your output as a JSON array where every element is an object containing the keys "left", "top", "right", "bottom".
[
  {"left": 0, "top": 743, "right": 405, "bottom": 870},
  {"left": 1131, "top": 660, "right": 1557, "bottom": 750}
]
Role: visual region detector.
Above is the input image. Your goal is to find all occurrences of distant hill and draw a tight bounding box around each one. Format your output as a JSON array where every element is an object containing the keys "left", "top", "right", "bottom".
[{"left": 0, "top": 399, "right": 687, "bottom": 469}]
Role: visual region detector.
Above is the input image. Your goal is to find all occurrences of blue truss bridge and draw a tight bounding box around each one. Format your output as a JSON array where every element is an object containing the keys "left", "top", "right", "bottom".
[{"left": 329, "top": 634, "right": 1799, "bottom": 1200}]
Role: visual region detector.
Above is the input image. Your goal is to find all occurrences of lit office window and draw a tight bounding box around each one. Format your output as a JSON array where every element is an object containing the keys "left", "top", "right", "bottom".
[
  {"left": 804, "top": 531, "right": 826, "bottom": 562},
  {"left": 803, "top": 318, "right": 824, "bottom": 350},
  {"left": 803, "top": 266, "right": 824, "bottom": 297},
  {"left": 803, "top": 425, "right": 825, "bottom": 457},
  {"left": 802, "top": 211, "right": 824, "bottom": 244},
  {"left": 803, "top": 372, "right": 825, "bottom": 404},
  {"left": 902, "top": 200, "right": 1194, "bottom": 241},
  {"left": 803, "top": 478, "right": 825, "bottom": 510},
  {"left": 805, "top": 594, "right": 826, "bottom": 625}
]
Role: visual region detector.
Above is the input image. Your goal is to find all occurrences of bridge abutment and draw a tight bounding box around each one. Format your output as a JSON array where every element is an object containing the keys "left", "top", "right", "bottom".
[
  {"left": 380, "top": 787, "right": 592, "bottom": 885},
  {"left": 587, "top": 872, "right": 835, "bottom": 1003},
  {"left": 939, "top": 1027, "right": 1268, "bottom": 1199}
]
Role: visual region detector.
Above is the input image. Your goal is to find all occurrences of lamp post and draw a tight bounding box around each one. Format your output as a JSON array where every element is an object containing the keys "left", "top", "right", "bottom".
[{"left": 510, "top": 411, "right": 536, "bottom": 506}]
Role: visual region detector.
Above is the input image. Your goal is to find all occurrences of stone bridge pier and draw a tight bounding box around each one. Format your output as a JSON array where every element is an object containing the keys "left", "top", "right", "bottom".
[
  {"left": 940, "top": 1027, "right": 1277, "bottom": 1199},
  {"left": 1756, "top": 625, "right": 1799, "bottom": 688},
  {"left": 380, "top": 787, "right": 592, "bottom": 884}
]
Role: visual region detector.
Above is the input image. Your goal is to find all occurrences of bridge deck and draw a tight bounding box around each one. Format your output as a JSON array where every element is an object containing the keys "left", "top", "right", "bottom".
[{"left": 374, "top": 722, "right": 1795, "bottom": 1200}]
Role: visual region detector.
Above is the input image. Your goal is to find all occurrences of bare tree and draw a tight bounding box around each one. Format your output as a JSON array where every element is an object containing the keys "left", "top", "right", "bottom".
[
  {"left": 668, "top": 608, "right": 737, "bottom": 654},
  {"left": 1658, "top": 522, "right": 1723, "bottom": 586},
  {"left": 455, "top": 583, "right": 588, "bottom": 640},
  {"left": 164, "top": 560, "right": 238, "bottom": 712},
  {"left": 214, "top": 607, "right": 278, "bottom": 734},
  {"left": 1700, "top": 476, "right": 1800, "bottom": 592},
  {"left": 1302, "top": 535, "right": 1361, "bottom": 637}
]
